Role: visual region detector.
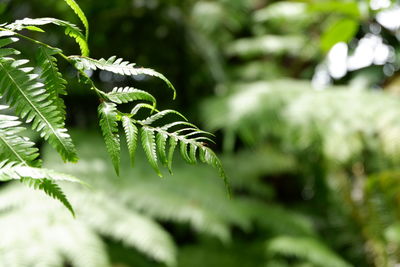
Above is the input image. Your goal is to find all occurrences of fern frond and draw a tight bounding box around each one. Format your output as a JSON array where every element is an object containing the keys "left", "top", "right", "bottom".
[
  {"left": 5, "top": 17, "right": 89, "bottom": 56},
  {"left": 70, "top": 56, "right": 176, "bottom": 98},
  {"left": 122, "top": 116, "right": 138, "bottom": 167},
  {"left": 0, "top": 160, "right": 82, "bottom": 215},
  {"left": 62, "top": 0, "right": 89, "bottom": 41},
  {"left": 37, "top": 46, "right": 68, "bottom": 120},
  {"left": 141, "top": 126, "right": 162, "bottom": 177},
  {"left": 267, "top": 236, "right": 351, "bottom": 267},
  {"left": 0, "top": 106, "right": 40, "bottom": 167},
  {"left": 0, "top": 180, "right": 177, "bottom": 267},
  {"left": 0, "top": 161, "right": 82, "bottom": 183},
  {"left": 81, "top": 191, "right": 177, "bottom": 266},
  {"left": 0, "top": 56, "right": 78, "bottom": 162},
  {"left": 98, "top": 102, "right": 120, "bottom": 175},
  {"left": 107, "top": 87, "right": 156, "bottom": 105}
]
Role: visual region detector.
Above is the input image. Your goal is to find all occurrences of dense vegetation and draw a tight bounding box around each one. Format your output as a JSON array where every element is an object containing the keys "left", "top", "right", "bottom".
[{"left": 1, "top": 0, "right": 400, "bottom": 266}]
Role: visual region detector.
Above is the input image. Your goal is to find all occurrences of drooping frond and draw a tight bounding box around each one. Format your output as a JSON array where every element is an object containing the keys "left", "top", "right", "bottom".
[
  {"left": 116, "top": 106, "right": 230, "bottom": 192},
  {"left": 37, "top": 46, "right": 68, "bottom": 120},
  {"left": 42, "top": 132, "right": 249, "bottom": 242},
  {"left": 0, "top": 105, "right": 40, "bottom": 167},
  {"left": 98, "top": 102, "right": 120, "bottom": 175},
  {"left": 62, "top": 0, "right": 89, "bottom": 40},
  {"left": 0, "top": 53, "right": 78, "bottom": 162},
  {"left": 70, "top": 56, "right": 176, "bottom": 98},
  {"left": 5, "top": 17, "right": 89, "bottom": 56}
]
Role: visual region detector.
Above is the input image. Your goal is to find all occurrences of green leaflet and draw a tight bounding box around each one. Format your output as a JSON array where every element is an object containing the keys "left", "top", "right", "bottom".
[
  {"left": 179, "top": 141, "right": 193, "bottom": 164},
  {"left": 70, "top": 56, "right": 176, "bottom": 99},
  {"left": 156, "top": 132, "right": 168, "bottom": 166},
  {"left": 141, "top": 109, "right": 187, "bottom": 125},
  {"left": 62, "top": 0, "right": 89, "bottom": 41},
  {"left": 37, "top": 46, "right": 68, "bottom": 120},
  {"left": 98, "top": 102, "right": 120, "bottom": 175},
  {"left": 107, "top": 87, "right": 156, "bottom": 105},
  {"left": 167, "top": 137, "right": 177, "bottom": 174},
  {"left": 0, "top": 56, "right": 78, "bottom": 163},
  {"left": 122, "top": 116, "right": 138, "bottom": 167},
  {"left": 141, "top": 126, "right": 162, "bottom": 177},
  {"left": 189, "top": 143, "right": 198, "bottom": 164}
]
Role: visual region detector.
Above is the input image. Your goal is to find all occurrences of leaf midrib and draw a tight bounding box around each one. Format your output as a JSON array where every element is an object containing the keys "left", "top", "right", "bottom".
[{"left": 0, "top": 60, "right": 71, "bottom": 155}]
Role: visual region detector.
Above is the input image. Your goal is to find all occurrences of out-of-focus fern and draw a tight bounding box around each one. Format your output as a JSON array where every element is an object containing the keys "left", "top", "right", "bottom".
[
  {"left": 0, "top": 0, "right": 227, "bottom": 212},
  {"left": 0, "top": 130, "right": 350, "bottom": 266},
  {"left": 202, "top": 80, "right": 400, "bottom": 165},
  {"left": 266, "top": 236, "right": 351, "bottom": 267}
]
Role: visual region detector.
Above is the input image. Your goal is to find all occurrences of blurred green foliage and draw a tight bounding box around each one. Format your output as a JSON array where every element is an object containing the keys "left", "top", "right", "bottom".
[{"left": 2, "top": 0, "right": 400, "bottom": 266}]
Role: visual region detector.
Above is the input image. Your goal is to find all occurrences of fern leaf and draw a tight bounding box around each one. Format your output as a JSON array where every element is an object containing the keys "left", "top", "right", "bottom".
[
  {"left": 189, "top": 143, "right": 198, "bottom": 164},
  {"left": 141, "top": 127, "right": 162, "bottom": 177},
  {"left": 131, "top": 103, "right": 158, "bottom": 116},
  {"left": 6, "top": 17, "right": 89, "bottom": 56},
  {"left": 0, "top": 107, "right": 40, "bottom": 167},
  {"left": 161, "top": 121, "right": 198, "bottom": 131},
  {"left": 37, "top": 46, "right": 67, "bottom": 120},
  {"left": 121, "top": 116, "right": 138, "bottom": 167},
  {"left": 62, "top": 0, "right": 89, "bottom": 40},
  {"left": 107, "top": 87, "right": 156, "bottom": 105},
  {"left": 141, "top": 109, "right": 187, "bottom": 125},
  {"left": 267, "top": 236, "right": 351, "bottom": 267},
  {"left": 70, "top": 56, "right": 176, "bottom": 98},
  {"left": 167, "top": 137, "right": 178, "bottom": 174},
  {"left": 0, "top": 161, "right": 82, "bottom": 183},
  {"left": 179, "top": 141, "right": 194, "bottom": 164},
  {"left": 98, "top": 102, "right": 120, "bottom": 175},
  {"left": 0, "top": 161, "right": 82, "bottom": 215},
  {"left": 156, "top": 132, "right": 169, "bottom": 166},
  {"left": 0, "top": 57, "right": 78, "bottom": 162}
]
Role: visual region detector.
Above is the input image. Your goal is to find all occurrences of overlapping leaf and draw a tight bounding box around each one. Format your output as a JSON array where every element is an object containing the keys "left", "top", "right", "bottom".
[{"left": 0, "top": 52, "right": 77, "bottom": 163}]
